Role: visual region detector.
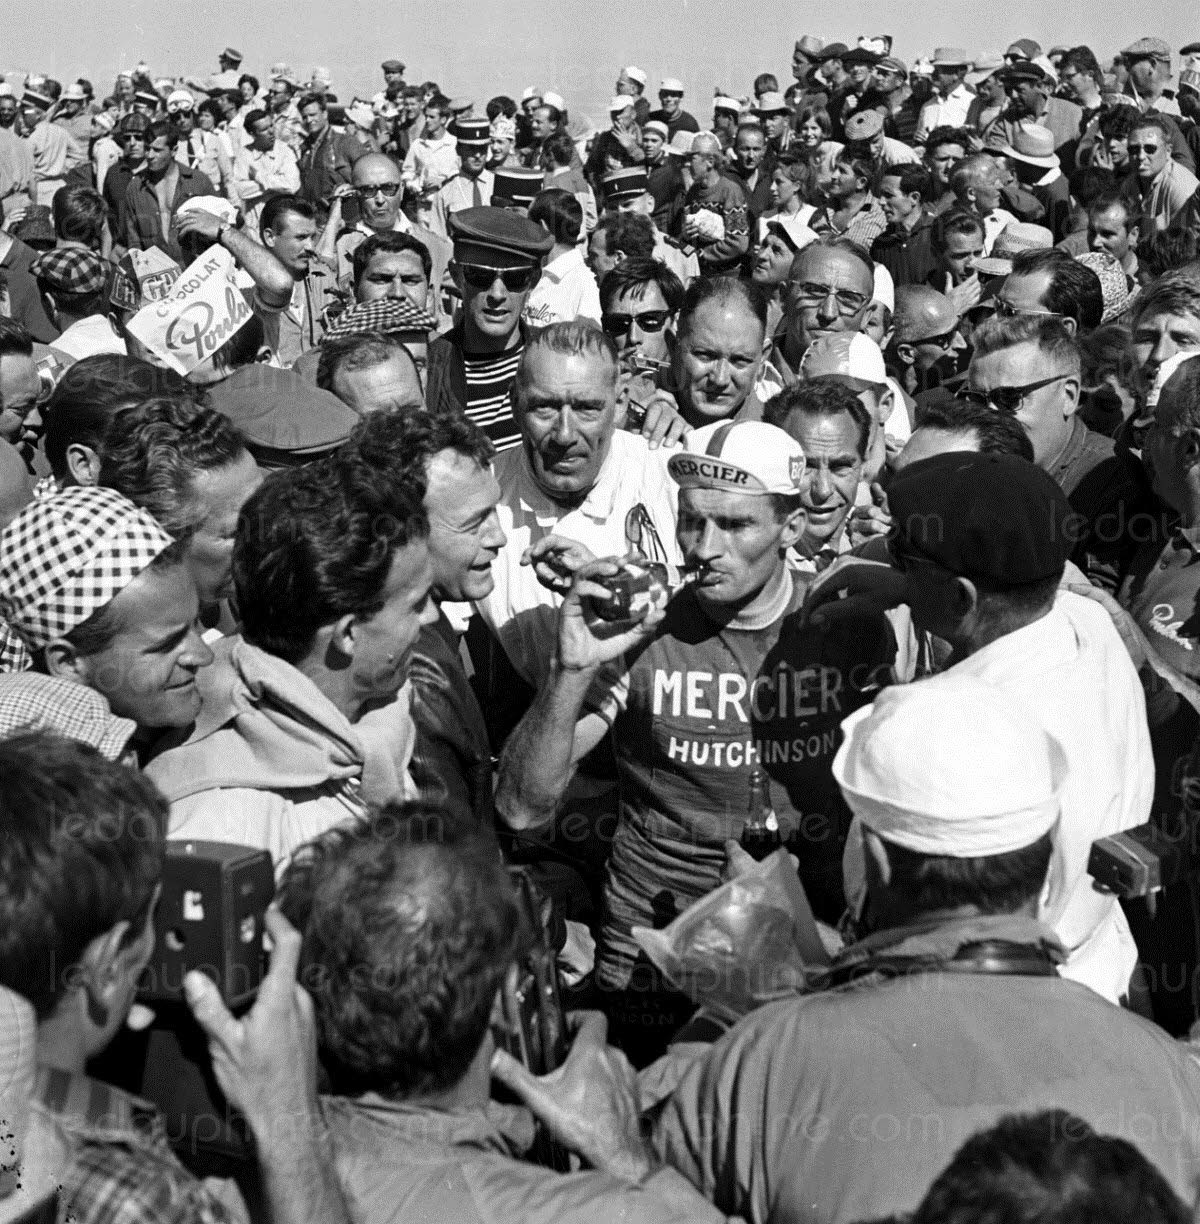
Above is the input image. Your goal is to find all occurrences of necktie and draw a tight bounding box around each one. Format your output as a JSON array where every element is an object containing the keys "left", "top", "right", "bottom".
[{"left": 471, "top": 177, "right": 482, "bottom": 208}]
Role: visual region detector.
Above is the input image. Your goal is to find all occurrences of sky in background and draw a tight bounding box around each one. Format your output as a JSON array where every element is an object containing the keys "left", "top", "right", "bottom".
[{"left": 7, "top": 0, "right": 1197, "bottom": 129}]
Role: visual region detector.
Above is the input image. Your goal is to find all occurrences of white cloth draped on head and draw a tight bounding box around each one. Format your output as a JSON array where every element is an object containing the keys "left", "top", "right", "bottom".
[{"left": 833, "top": 673, "right": 1067, "bottom": 858}]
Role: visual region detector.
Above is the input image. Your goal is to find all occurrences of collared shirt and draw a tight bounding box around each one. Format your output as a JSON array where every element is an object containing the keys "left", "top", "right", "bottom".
[
  {"left": 49, "top": 314, "right": 128, "bottom": 364},
  {"left": 429, "top": 168, "right": 494, "bottom": 239},
  {"left": 255, "top": 264, "right": 337, "bottom": 366},
  {"left": 982, "top": 207, "right": 1017, "bottom": 255},
  {"left": 789, "top": 523, "right": 855, "bottom": 574},
  {"left": 1139, "top": 158, "right": 1200, "bottom": 233},
  {"left": 810, "top": 194, "right": 889, "bottom": 250},
  {"left": 913, "top": 83, "right": 974, "bottom": 144},
  {"left": 475, "top": 430, "right": 680, "bottom": 686},
  {"left": 175, "top": 129, "right": 233, "bottom": 193},
  {"left": 33, "top": 1064, "right": 240, "bottom": 1224},
  {"left": 323, "top": 1092, "right": 724, "bottom": 1224},
  {"left": 401, "top": 129, "right": 459, "bottom": 192},
  {"left": 231, "top": 142, "right": 301, "bottom": 213},
  {"left": 26, "top": 121, "right": 84, "bottom": 204},
  {"left": 521, "top": 245, "right": 601, "bottom": 328},
  {"left": 0, "top": 126, "right": 35, "bottom": 215}
]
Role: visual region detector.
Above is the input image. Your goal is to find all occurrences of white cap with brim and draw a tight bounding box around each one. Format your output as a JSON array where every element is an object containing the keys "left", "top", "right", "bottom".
[
  {"left": 765, "top": 215, "right": 818, "bottom": 253},
  {"left": 834, "top": 673, "right": 1066, "bottom": 858},
  {"left": 660, "top": 78, "right": 685, "bottom": 94},
  {"left": 643, "top": 119, "right": 669, "bottom": 140},
  {"left": 668, "top": 420, "right": 805, "bottom": 497},
  {"left": 713, "top": 96, "right": 742, "bottom": 113},
  {"left": 609, "top": 95, "right": 634, "bottom": 113},
  {"left": 623, "top": 66, "right": 648, "bottom": 86}
]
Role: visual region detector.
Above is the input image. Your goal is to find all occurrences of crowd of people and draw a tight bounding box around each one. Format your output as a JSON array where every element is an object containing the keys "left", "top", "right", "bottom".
[{"left": 3, "top": 24, "right": 1200, "bottom": 1224}]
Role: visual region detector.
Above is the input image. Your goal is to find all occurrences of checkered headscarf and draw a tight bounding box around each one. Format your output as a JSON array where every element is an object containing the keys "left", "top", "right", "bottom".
[
  {"left": 0, "top": 486, "right": 174, "bottom": 651},
  {"left": 323, "top": 297, "right": 436, "bottom": 341}
]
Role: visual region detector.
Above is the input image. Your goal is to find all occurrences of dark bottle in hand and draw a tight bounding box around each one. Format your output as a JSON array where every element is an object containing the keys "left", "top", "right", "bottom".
[{"left": 739, "top": 766, "right": 782, "bottom": 861}]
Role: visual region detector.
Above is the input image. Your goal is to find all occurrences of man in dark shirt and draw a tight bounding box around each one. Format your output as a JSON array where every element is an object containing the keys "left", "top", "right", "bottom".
[
  {"left": 647, "top": 78, "right": 699, "bottom": 140},
  {"left": 297, "top": 91, "right": 367, "bottom": 212},
  {"left": 871, "top": 163, "right": 938, "bottom": 286}
]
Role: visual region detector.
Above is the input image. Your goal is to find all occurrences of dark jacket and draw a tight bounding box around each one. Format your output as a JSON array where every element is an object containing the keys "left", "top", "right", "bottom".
[
  {"left": 870, "top": 209, "right": 938, "bottom": 287},
  {"left": 298, "top": 124, "right": 367, "bottom": 212},
  {"left": 1, "top": 235, "right": 58, "bottom": 343},
  {"left": 123, "top": 163, "right": 216, "bottom": 261},
  {"left": 425, "top": 324, "right": 471, "bottom": 417}
]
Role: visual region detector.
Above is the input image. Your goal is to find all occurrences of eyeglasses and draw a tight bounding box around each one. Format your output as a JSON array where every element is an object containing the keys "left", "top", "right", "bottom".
[
  {"left": 792, "top": 281, "right": 869, "bottom": 314},
  {"left": 1127, "top": 144, "right": 1160, "bottom": 155},
  {"left": 602, "top": 309, "right": 671, "bottom": 336},
  {"left": 459, "top": 263, "right": 538, "bottom": 293},
  {"left": 992, "top": 299, "right": 1065, "bottom": 321},
  {"left": 913, "top": 326, "right": 960, "bottom": 349},
  {"left": 355, "top": 182, "right": 402, "bottom": 198},
  {"left": 956, "top": 373, "right": 1070, "bottom": 413}
]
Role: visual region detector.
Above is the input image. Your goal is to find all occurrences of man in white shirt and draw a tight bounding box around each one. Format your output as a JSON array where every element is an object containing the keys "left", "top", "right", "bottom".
[
  {"left": 429, "top": 117, "right": 493, "bottom": 240},
  {"left": 402, "top": 95, "right": 459, "bottom": 193},
  {"left": 232, "top": 108, "right": 301, "bottom": 230},
  {"left": 522, "top": 190, "right": 601, "bottom": 327},
  {"left": 475, "top": 321, "right": 680, "bottom": 686},
  {"left": 914, "top": 49, "right": 975, "bottom": 144}
]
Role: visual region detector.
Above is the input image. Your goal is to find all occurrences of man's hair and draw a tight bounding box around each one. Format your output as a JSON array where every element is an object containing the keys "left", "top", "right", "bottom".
[
  {"left": 882, "top": 830, "right": 1053, "bottom": 916},
  {"left": 1066, "top": 164, "right": 1116, "bottom": 209},
  {"left": 534, "top": 103, "right": 563, "bottom": 127},
  {"left": 912, "top": 396, "right": 1036, "bottom": 461},
  {"left": 425, "top": 94, "right": 453, "bottom": 117},
  {"left": 1087, "top": 188, "right": 1137, "bottom": 231},
  {"left": 277, "top": 804, "right": 524, "bottom": 1099},
  {"left": 41, "top": 354, "right": 191, "bottom": 480},
  {"left": 0, "top": 732, "right": 165, "bottom": 1019},
  {"left": 595, "top": 211, "right": 655, "bottom": 260},
  {"left": 1128, "top": 111, "right": 1175, "bottom": 143},
  {"left": 788, "top": 236, "right": 875, "bottom": 287},
  {"left": 486, "top": 95, "right": 517, "bottom": 120},
  {"left": 598, "top": 257, "right": 685, "bottom": 315},
  {"left": 316, "top": 332, "right": 419, "bottom": 394},
  {"left": 971, "top": 313, "right": 1082, "bottom": 374},
  {"left": 1062, "top": 45, "right": 1103, "bottom": 86},
  {"left": 52, "top": 185, "right": 107, "bottom": 248},
  {"left": 1132, "top": 267, "right": 1200, "bottom": 329},
  {"left": 297, "top": 91, "right": 328, "bottom": 112},
  {"left": 753, "top": 72, "right": 780, "bottom": 96},
  {"left": 145, "top": 118, "right": 179, "bottom": 148},
  {"left": 735, "top": 121, "right": 768, "bottom": 144},
  {"left": 0, "top": 317, "right": 33, "bottom": 359},
  {"left": 513, "top": 321, "right": 619, "bottom": 407},
  {"left": 528, "top": 187, "right": 583, "bottom": 246},
  {"left": 833, "top": 149, "right": 874, "bottom": 188},
  {"left": 233, "top": 457, "right": 429, "bottom": 664},
  {"left": 99, "top": 397, "right": 249, "bottom": 541},
  {"left": 338, "top": 409, "right": 495, "bottom": 499},
  {"left": 1098, "top": 105, "right": 1142, "bottom": 142},
  {"left": 351, "top": 230, "right": 432, "bottom": 287},
  {"left": 949, "top": 154, "right": 999, "bottom": 199},
  {"left": 931, "top": 207, "right": 985, "bottom": 252},
  {"left": 910, "top": 1110, "right": 1190, "bottom": 1224},
  {"left": 539, "top": 130, "right": 575, "bottom": 170},
  {"left": 882, "top": 163, "right": 932, "bottom": 200},
  {"left": 1136, "top": 229, "right": 1199, "bottom": 279},
  {"left": 924, "top": 125, "right": 970, "bottom": 155},
  {"left": 260, "top": 193, "right": 316, "bottom": 241},
  {"left": 678, "top": 275, "right": 769, "bottom": 343},
  {"left": 763, "top": 377, "right": 871, "bottom": 458},
  {"left": 1009, "top": 248, "right": 1104, "bottom": 331},
  {"left": 243, "top": 107, "right": 269, "bottom": 132}
]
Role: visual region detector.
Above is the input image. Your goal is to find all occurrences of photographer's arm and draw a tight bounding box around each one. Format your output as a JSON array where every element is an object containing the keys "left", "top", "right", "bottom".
[{"left": 184, "top": 907, "right": 350, "bottom": 1224}]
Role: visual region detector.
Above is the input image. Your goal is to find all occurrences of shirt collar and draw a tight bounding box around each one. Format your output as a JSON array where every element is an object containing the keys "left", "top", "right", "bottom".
[{"left": 1045, "top": 414, "right": 1087, "bottom": 480}]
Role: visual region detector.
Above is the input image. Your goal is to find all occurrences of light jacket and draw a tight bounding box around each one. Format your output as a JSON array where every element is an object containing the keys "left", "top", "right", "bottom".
[{"left": 146, "top": 636, "right": 416, "bottom": 871}]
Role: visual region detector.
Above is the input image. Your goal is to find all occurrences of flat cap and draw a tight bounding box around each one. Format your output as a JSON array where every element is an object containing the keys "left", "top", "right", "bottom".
[
  {"left": 815, "top": 42, "right": 850, "bottom": 62},
  {"left": 488, "top": 169, "right": 545, "bottom": 208},
  {"left": 877, "top": 55, "right": 908, "bottom": 77},
  {"left": 1005, "top": 39, "right": 1042, "bottom": 60},
  {"left": 795, "top": 36, "right": 825, "bottom": 58},
  {"left": 623, "top": 66, "right": 648, "bottom": 86},
  {"left": 452, "top": 116, "right": 490, "bottom": 145},
  {"left": 1122, "top": 37, "right": 1171, "bottom": 60},
  {"left": 601, "top": 166, "right": 650, "bottom": 201},
  {"left": 713, "top": 96, "right": 742, "bottom": 114},
  {"left": 381, "top": 59, "right": 406, "bottom": 73},
  {"left": 448, "top": 97, "right": 474, "bottom": 114},
  {"left": 999, "top": 59, "right": 1050, "bottom": 85},
  {"left": 322, "top": 297, "right": 437, "bottom": 341},
  {"left": 447, "top": 205, "right": 553, "bottom": 264},
  {"left": 1181, "top": 42, "right": 1200, "bottom": 56},
  {"left": 659, "top": 78, "right": 685, "bottom": 94},
  {"left": 205, "top": 367, "right": 358, "bottom": 463},
  {"left": 221, "top": 47, "right": 244, "bottom": 63},
  {"left": 844, "top": 109, "right": 884, "bottom": 141},
  {"left": 21, "top": 87, "right": 52, "bottom": 111},
  {"left": 841, "top": 46, "right": 882, "bottom": 67},
  {"left": 887, "top": 451, "right": 1073, "bottom": 587},
  {"left": 29, "top": 247, "right": 110, "bottom": 296}
]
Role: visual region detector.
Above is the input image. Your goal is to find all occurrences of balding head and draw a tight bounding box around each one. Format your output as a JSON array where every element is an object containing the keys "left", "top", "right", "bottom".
[
  {"left": 894, "top": 286, "right": 960, "bottom": 344},
  {"left": 690, "top": 131, "right": 722, "bottom": 182},
  {"left": 352, "top": 154, "right": 405, "bottom": 230}
]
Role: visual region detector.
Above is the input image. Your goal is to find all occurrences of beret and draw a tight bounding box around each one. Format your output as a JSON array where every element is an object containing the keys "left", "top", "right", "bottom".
[
  {"left": 448, "top": 205, "right": 553, "bottom": 263},
  {"left": 844, "top": 109, "right": 884, "bottom": 141},
  {"left": 887, "top": 451, "right": 1073, "bottom": 587},
  {"left": 204, "top": 366, "right": 358, "bottom": 462}
]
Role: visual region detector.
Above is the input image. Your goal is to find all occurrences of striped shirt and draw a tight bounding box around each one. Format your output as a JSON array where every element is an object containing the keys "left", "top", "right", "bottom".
[{"left": 463, "top": 342, "right": 525, "bottom": 451}]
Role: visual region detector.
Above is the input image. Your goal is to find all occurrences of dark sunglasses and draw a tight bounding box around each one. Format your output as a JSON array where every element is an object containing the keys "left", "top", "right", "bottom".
[
  {"left": 459, "top": 263, "right": 538, "bottom": 292},
  {"left": 602, "top": 310, "right": 671, "bottom": 336},
  {"left": 913, "top": 327, "right": 960, "bottom": 349},
  {"left": 1127, "top": 143, "right": 1160, "bottom": 155},
  {"left": 355, "top": 182, "right": 402, "bottom": 198},
  {"left": 956, "top": 373, "right": 1070, "bottom": 414}
]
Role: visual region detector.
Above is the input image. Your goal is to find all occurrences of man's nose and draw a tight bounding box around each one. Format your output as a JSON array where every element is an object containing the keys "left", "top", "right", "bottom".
[
  {"left": 181, "top": 628, "right": 215, "bottom": 671},
  {"left": 815, "top": 292, "right": 840, "bottom": 323},
  {"left": 810, "top": 467, "right": 834, "bottom": 502},
  {"left": 552, "top": 407, "right": 577, "bottom": 444},
  {"left": 707, "top": 358, "right": 732, "bottom": 386},
  {"left": 950, "top": 332, "right": 967, "bottom": 352},
  {"left": 486, "top": 275, "right": 508, "bottom": 301}
]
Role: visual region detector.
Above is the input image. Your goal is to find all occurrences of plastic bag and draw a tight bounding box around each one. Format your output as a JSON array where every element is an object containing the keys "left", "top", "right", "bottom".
[{"left": 632, "top": 849, "right": 830, "bottom": 1024}]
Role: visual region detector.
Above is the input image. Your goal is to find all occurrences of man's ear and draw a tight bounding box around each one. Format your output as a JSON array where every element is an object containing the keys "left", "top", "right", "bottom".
[
  {"left": 326, "top": 613, "right": 357, "bottom": 664},
  {"left": 1180, "top": 427, "right": 1200, "bottom": 475},
  {"left": 65, "top": 442, "right": 102, "bottom": 487},
  {"left": 862, "top": 827, "right": 893, "bottom": 891},
  {"left": 1061, "top": 372, "right": 1081, "bottom": 415},
  {"left": 77, "top": 918, "right": 136, "bottom": 1025},
  {"left": 43, "top": 636, "right": 88, "bottom": 683},
  {"left": 1060, "top": 316, "right": 1078, "bottom": 338},
  {"left": 780, "top": 505, "right": 807, "bottom": 552},
  {"left": 950, "top": 574, "right": 980, "bottom": 621},
  {"left": 262, "top": 226, "right": 276, "bottom": 250},
  {"left": 40, "top": 291, "right": 60, "bottom": 329},
  {"left": 894, "top": 342, "right": 916, "bottom": 368}
]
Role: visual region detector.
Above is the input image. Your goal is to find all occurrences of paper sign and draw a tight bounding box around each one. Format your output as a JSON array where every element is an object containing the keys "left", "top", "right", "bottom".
[{"left": 126, "top": 246, "right": 253, "bottom": 376}]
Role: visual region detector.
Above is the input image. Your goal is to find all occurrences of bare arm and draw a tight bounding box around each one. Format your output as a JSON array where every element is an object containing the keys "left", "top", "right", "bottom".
[
  {"left": 177, "top": 209, "right": 293, "bottom": 308},
  {"left": 315, "top": 189, "right": 350, "bottom": 269}
]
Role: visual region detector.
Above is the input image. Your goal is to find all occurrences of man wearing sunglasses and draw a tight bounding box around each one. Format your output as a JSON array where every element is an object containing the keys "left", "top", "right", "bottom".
[
  {"left": 964, "top": 313, "right": 1149, "bottom": 590},
  {"left": 887, "top": 284, "right": 967, "bottom": 397},
  {"left": 1128, "top": 113, "right": 1199, "bottom": 235},
  {"left": 426, "top": 206, "right": 552, "bottom": 451},
  {"left": 599, "top": 256, "right": 683, "bottom": 368}
]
